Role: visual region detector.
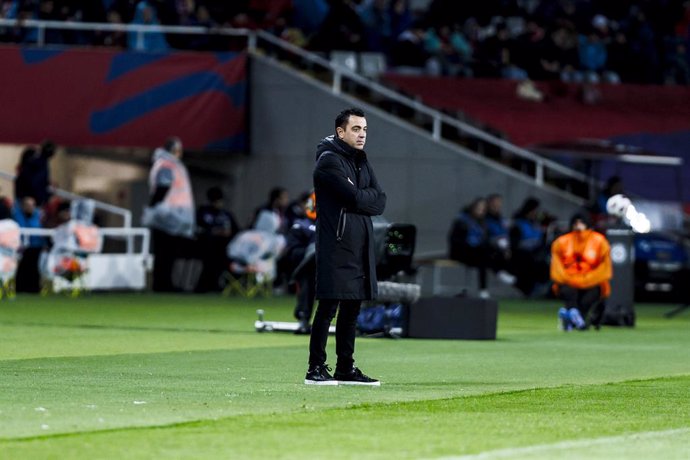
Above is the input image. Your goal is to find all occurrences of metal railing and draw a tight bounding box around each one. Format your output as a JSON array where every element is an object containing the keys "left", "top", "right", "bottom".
[
  {"left": 0, "top": 18, "right": 591, "bottom": 198},
  {"left": 0, "top": 170, "right": 136, "bottom": 252},
  {"left": 0, "top": 18, "right": 254, "bottom": 48},
  {"left": 0, "top": 170, "right": 131, "bottom": 227},
  {"left": 253, "top": 30, "right": 592, "bottom": 197}
]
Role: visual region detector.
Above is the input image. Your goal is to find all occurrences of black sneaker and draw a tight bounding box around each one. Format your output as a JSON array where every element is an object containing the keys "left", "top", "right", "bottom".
[
  {"left": 334, "top": 367, "right": 380, "bottom": 386},
  {"left": 304, "top": 363, "right": 337, "bottom": 385}
]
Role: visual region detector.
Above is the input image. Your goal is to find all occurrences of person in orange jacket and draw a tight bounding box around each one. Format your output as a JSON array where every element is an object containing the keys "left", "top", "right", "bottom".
[{"left": 550, "top": 212, "right": 612, "bottom": 330}]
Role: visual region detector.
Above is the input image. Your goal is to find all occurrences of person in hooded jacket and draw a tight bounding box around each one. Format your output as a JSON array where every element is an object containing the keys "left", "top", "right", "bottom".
[
  {"left": 142, "top": 137, "right": 195, "bottom": 292},
  {"left": 305, "top": 107, "right": 386, "bottom": 386}
]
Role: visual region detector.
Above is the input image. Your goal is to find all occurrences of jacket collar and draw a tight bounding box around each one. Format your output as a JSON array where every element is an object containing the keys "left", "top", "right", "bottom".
[{"left": 332, "top": 136, "right": 367, "bottom": 161}]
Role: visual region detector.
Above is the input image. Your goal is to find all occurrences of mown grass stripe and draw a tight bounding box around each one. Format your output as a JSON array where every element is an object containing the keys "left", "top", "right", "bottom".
[{"left": 437, "top": 428, "right": 690, "bottom": 460}]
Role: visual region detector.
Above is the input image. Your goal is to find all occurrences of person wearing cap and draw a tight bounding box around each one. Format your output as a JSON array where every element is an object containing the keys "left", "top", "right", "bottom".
[{"left": 550, "top": 212, "right": 612, "bottom": 330}]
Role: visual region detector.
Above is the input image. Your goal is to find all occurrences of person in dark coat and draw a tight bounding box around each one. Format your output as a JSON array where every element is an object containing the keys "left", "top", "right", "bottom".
[
  {"left": 14, "top": 141, "right": 56, "bottom": 207},
  {"left": 305, "top": 107, "right": 386, "bottom": 386}
]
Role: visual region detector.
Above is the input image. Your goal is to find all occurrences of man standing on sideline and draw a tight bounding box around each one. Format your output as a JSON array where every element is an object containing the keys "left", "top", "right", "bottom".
[
  {"left": 305, "top": 107, "right": 386, "bottom": 386},
  {"left": 142, "top": 137, "right": 195, "bottom": 292}
]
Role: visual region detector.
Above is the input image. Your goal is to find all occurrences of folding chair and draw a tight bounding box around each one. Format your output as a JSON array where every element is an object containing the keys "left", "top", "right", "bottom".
[
  {"left": 42, "top": 220, "right": 103, "bottom": 297},
  {"left": 222, "top": 229, "right": 285, "bottom": 298}
]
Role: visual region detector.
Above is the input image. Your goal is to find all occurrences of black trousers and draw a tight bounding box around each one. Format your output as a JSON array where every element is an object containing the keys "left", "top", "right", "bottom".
[
  {"left": 16, "top": 246, "right": 42, "bottom": 293},
  {"left": 151, "top": 229, "right": 195, "bottom": 292},
  {"left": 308, "top": 298, "right": 361, "bottom": 372},
  {"left": 557, "top": 284, "right": 605, "bottom": 325},
  {"left": 293, "top": 269, "right": 316, "bottom": 322}
]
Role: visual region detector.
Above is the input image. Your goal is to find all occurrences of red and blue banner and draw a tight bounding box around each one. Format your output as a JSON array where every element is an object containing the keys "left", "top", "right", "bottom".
[{"left": 0, "top": 46, "right": 246, "bottom": 152}]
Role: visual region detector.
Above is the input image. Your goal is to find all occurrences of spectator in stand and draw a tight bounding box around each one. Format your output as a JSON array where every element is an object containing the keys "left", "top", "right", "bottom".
[
  {"left": 550, "top": 212, "right": 611, "bottom": 331},
  {"left": 37, "top": 0, "right": 65, "bottom": 44},
  {"left": 15, "top": 141, "right": 55, "bottom": 208},
  {"left": 3, "top": 0, "right": 690, "bottom": 88},
  {"left": 142, "top": 136, "right": 195, "bottom": 292},
  {"left": 357, "top": 0, "right": 392, "bottom": 53},
  {"left": 389, "top": 0, "right": 413, "bottom": 42},
  {"left": 390, "top": 21, "right": 430, "bottom": 71},
  {"left": 182, "top": 4, "right": 220, "bottom": 50},
  {"left": 577, "top": 16, "right": 620, "bottom": 84},
  {"left": 625, "top": 6, "right": 661, "bottom": 84},
  {"left": 95, "top": 9, "right": 127, "bottom": 48},
  {"left": 109, "top": 0, "right": 139, "bottom": 24},
  {"left": 606, "top": 30, "right": 637, "bottom": 84},
  {"left": 308, "top": 0, "right": 366, "bottom": 52},
  {"left": 424, "top": 22, "right": 473, "bottom": 77},
  {"left": 128, "top": 0, "right": 169, "bottom": 52},
  {"left": 291, "top": 0, "right": 329, "bottom": 36},
  {"left": 448, "top": 197, "right": 515, "bottom": 299},
  {"left": 248, "top": 0, "right": 293, "bottom": 30},
  {"left": 543, "top": 25, "right": 583, "bottom": 83},
  {"left": 196, "top": 186, "right": 239, "bottom": 292},
  {"left": 663, "top": 39, "right": 690, "bottom": 85},
  {"left": 477, "top": 22, "right": 528, "bottom": 80},
  {"left": 509, "top": 197, "right": 550, "bottom": 297},
  {"left": 10, "top": 2, "right": 39, "bottom": 44},
  {"left": 12, "top": 196, "right": 46, "bottom": 293}
]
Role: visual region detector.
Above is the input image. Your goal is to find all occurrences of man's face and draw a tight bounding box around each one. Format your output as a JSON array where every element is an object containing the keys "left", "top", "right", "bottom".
[
  {"left": 172, "top": 141, "right": 183, "bottom": 159},
  {"left": 488, "top": 197, "right": 502, "bottom": 213},
  {"left": 572, "top": 219, "right": 587, "bottom": 232},
  {"left": 21, "top": 197, "right": 36, "bottom": 215},
  {"left": 337, "top": 115, "right": 367, "bottom": 150}
]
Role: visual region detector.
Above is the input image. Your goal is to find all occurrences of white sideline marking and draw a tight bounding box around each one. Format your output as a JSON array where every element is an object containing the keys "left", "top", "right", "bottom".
[{"left": 435, "top": 427, "right": 690, "bottom": 460}]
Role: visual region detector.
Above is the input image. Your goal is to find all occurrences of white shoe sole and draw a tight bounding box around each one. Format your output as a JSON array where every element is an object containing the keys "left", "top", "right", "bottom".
[
  {"left": 336, "top": 380, "right": 381, "bottom": 386},
  {"left": 304, "top": 379, "right": 338, "bottom": 386}
]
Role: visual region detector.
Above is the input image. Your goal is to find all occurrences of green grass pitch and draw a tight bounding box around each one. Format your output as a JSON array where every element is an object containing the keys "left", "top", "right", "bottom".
[{"left": 0, "top": 293, "right": 688, "bottom": 459}]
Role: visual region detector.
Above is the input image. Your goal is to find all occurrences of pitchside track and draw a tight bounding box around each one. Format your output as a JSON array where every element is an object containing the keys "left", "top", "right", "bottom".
[{"left": 1, "top": 294, "right": 688, "bottom": 459}]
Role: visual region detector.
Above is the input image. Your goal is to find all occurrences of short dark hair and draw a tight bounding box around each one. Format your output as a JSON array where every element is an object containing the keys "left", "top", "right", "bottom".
[
  {"left": 206, "top": 186, "right": 224, "bottom": 202},
  {"left": 40, "top": 140, "right": 56, "bottom": 158},
  {"left": 269, "top": 187, "right": 286, "bottom": 204},
  {"left": 164, "top": 137, "right": 181, "bottom": 152},
  {"left": 335, "top": 107, "right": 365, "bottom": 133},
  {"left": 570, "top": 212, "right": 592, "bottom": 229}
]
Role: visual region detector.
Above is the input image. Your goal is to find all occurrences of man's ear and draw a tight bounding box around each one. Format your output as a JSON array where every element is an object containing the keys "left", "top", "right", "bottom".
[{"left": 336, "top": 127, "right": 344, "bottom": 139}]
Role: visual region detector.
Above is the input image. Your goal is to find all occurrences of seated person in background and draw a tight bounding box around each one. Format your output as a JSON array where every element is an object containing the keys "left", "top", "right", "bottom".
[
  {"left": 280, "top": 191, "right": 317, "bottom": 334},
  {"left": 196, "top": 186, "right": 240, "bottom": 292},
  {"left": 227, "top": 209, "right": 286, "bottom": 285},
  {"left": 485, "top": 193, "right": 511, "bottom": 262},
  {"left": 12, "top": 196, "right": 47, "bottom": 293},
  {"left": 251, "top": 186, "right": 289, "bottom": 235},
  {"left": 550, "top": 213, "right": 612, "bottom": 331},
  {"left": 449, "top": 197, "right": 514, "bottom": 299},
  {"left": 285, "top": 190, "right": 312, "bottom": 229},
  {"left": 509, "top": 197, "right": 551, "bottom": 297}
]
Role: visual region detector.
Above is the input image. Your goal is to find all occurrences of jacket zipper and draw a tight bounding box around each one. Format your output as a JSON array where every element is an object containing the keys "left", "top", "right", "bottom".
[{"left": 336, "top": 208, "right": 347, "bottom": 241}]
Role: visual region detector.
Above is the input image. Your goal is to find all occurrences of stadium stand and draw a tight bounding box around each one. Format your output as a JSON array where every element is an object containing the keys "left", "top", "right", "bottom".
[{"left": 0, "top": 0, "right": 688, "bottom": 86}]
